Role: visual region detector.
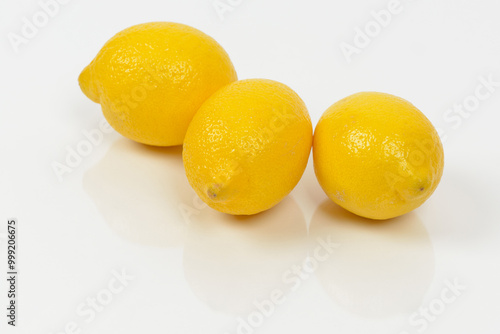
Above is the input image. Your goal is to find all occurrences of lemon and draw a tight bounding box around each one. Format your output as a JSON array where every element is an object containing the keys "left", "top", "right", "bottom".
[
  {"left": 313, "top": 92, "right": 444, "bottom": 220},
  {"left": 79, "top": 22, "right": 237, "bottom": 146},
  {"left": 183, "top": 79, "right": 313, "bottom": 215}
]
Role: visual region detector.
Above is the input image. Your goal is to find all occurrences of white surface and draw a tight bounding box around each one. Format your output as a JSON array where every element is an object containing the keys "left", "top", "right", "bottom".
[{"left": 1, "top": 0, "right": 500, "bottom": 333}]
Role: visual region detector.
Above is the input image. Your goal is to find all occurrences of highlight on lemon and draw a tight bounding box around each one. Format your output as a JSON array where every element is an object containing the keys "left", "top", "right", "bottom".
[
  {"left": 313, "top": 92, "right": 444, "bottom": 220},
  {"left": 183, "top": 79, "right": 313, "bottom": 215},
  {"left": 79, "top": 22, "right": 237, "bottom": 146}
]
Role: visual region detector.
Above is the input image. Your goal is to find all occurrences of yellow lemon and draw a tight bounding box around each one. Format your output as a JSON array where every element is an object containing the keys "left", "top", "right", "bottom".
[
  {"left": 313, "top": 92, "right": 444, "bottom": 220},
  {"left": 79, "top": 22, "right": 237, "bottom": 146},
  {"left": 183, "top": 79, "right": 313, "bottom": 215}
]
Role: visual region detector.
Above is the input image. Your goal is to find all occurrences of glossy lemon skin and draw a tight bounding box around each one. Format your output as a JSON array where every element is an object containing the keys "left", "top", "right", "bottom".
[
  {"left": 313, "top": 92, "right": 444, "bottom": 220},
  {"left": 183, "top": 79, "right": 313, "bottom": 215},
  {"left": 79, "top": 22, "right": 237, "bottom": 146}
]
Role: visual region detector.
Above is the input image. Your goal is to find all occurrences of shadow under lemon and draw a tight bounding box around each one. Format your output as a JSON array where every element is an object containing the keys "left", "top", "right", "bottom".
[
  {"left": 309, "top": 200, "right": 435, "bottom": 318},
  {"left": 83, "top": 138, "right": 194, "bottom": 248},
  {"left": 84, "top": 138, "right": 309, "bottom": 315},
  {"left": 183, "top": 196, "right": 308, "bottom": 315}
]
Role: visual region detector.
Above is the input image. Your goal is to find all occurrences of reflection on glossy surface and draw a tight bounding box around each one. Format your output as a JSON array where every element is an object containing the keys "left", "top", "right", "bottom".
[
  {"left": 309, "top": 200, "right": 435, "bottom": 317},
  {"left": 84, "top": 138, "right": 189, "bottom": 247},
  {"left": 183, "top": 196, "right": 308, "bottom": 315}
]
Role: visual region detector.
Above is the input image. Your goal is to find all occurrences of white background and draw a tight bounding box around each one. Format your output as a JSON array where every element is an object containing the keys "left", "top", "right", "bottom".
[{"left": 1, "top": 0, "right": 500, "bottom": 333}]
